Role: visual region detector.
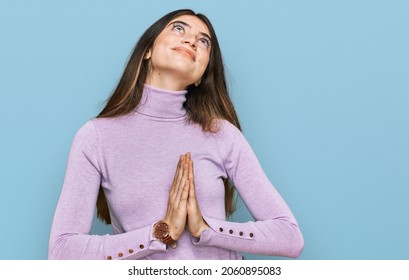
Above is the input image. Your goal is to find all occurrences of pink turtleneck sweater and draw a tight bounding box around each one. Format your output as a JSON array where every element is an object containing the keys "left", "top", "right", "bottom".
[{"left": 48, "top": 85, "right": 304, "bottom": 260}]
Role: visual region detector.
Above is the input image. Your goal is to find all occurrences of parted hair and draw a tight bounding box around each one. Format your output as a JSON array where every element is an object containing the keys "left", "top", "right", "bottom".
[{"left": 96, "top": 9, "right": 241, "bottom": 224}]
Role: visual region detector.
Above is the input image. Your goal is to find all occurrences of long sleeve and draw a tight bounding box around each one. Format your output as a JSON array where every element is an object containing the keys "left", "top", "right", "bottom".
[
  {"left": 48, "top": 121, "right": 167, "bottom": 260},
  {"left": 50, "top": 84, "right": 303, "bottom": 260},
  {"left": 194, "top": 120, "right": 304, "bottom": 258}
]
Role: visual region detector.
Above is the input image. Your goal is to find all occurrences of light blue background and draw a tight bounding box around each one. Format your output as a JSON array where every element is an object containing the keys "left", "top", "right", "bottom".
[{"left": 0, "top": 0, "right": 408, "bottom": 260}]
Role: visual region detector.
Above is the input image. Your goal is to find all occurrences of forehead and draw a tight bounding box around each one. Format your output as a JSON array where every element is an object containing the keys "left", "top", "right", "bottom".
[{"left": 168, "top": 14, "right": 210, "bottom": 35}]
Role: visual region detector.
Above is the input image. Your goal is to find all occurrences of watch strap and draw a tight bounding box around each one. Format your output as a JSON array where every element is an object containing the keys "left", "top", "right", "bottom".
[{"left": 162, "top": 233, "right": 175, "bottom": 245}]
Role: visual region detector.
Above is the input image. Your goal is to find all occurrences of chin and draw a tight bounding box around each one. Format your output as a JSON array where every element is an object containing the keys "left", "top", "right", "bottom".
[{"left": 169, "top": 62, "right": 201, "bottom": 81}]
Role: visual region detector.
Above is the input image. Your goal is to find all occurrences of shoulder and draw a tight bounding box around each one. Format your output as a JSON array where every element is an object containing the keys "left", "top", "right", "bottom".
[
  {"left": 72, "top": 115, "right": 118, "bottom": 145},
  {"left": 85, "top": 112, "right": 137, "bottom": 136},
  {"left": 75, "top": 119, "right": 97, "bottom": 139},
  {"left": 212, "top": 119, "right": 250, "bottom": 155},
  {"left": 213, "top": 119, "right": 244, "bottom": 140},
  {"left": 71, "top": 119, "right": 99, "bottom": 150},
  {"left": 91, "top": 113, "right": 132, "bottom": 129}
]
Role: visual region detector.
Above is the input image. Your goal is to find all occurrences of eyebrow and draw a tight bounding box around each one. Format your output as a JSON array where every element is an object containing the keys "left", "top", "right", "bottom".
[{"left": 168, "top": 20, "right": 212, "bottom": 41}]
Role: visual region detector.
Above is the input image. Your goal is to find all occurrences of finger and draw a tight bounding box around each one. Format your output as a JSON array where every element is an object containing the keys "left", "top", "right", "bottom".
[
  {"left": 174, "top": 161, "right": 188, "bottom": 205},
  {"left": 188, "top": 156, "right": 194, "bottom": 182},
  {"left": 188, "top": 157, "right": 196, "bottom": 194},
  {"left": 188, "top": 175, "right": 196, "bottom": 202},
  {"left": 188, "top": 182, "right": 195, "bottom": 206},
  {"left": 186, "top": 152, "right": 192, "bottom": 170},
  {"left": 174, "top": 155, "right": 185, "bottom": 184},
  {"left": 188, "top": 160, "right": 198, "bottom": 209},
  {"left": 169, "top": 155, "right": 185, "bottom": 199},
  {"left": 169, "top": 156, "right": 182, "bottom": 196},
  {"left": 179, "top": 178, "right": 190, "bottom": 207}
]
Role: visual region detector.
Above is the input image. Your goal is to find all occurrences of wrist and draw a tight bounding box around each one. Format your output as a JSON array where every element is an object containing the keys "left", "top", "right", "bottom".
[
  {"left": 162, "top": 218, "right": 180, "bottom": 240},
  {"left": 192, "top": 221, "right": 210, "bottom": 238},
  {"left": 153, "top": 220, "right": 177, "bottom": 248}
]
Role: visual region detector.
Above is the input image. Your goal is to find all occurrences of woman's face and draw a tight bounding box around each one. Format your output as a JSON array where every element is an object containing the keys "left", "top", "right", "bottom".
[{"left": 146, "top": 15, "right": 211, "bottom": 89}]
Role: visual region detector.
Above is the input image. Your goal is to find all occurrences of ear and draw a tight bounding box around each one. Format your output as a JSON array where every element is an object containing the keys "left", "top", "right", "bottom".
[{"left": 144, "top": 49, "right": 152, "bottom": 60}]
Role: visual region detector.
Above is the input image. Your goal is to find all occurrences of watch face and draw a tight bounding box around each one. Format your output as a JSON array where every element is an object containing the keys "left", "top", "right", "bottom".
[{"left": 154, "top": 222, "right": 169, "bottom": 239}]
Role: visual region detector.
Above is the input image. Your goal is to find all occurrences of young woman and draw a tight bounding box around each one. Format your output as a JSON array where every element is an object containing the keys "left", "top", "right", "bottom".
[{"left": 48, "top": 9, "right": 304, "bottom": 260}]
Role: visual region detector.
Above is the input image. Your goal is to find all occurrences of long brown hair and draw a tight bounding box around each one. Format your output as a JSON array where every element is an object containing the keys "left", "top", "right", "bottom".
[{"left": 96, "top": 9, "right": 241, "bottom": 224}]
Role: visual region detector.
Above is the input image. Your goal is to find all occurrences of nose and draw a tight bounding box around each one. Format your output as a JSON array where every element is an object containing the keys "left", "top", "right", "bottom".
[{"left": 183, "top": 34, "right": 197, "bottom": 49}]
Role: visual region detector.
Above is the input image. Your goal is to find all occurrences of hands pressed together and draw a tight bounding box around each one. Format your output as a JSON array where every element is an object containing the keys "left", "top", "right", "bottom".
[{"left": 162, "top": 152, "right": 209, "bottom": 241}]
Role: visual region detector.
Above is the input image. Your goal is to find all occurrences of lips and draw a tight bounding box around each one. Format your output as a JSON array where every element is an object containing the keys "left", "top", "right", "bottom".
[{"left": 172, "top": 47, "right": 196, "bottom": 61}]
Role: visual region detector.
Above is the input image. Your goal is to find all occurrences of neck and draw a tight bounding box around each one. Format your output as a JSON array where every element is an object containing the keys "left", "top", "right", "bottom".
[
  {"left": 135, "top": 84, "right": 187, "bottom": 119},
  {"left": 145, "top": 71, "right": 191, "bottom": 91}
]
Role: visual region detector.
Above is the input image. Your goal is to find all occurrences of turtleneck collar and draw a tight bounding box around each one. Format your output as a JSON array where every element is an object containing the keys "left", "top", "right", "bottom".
[{"left": 136, "top": 84, "right": 187, "bottom": 119}]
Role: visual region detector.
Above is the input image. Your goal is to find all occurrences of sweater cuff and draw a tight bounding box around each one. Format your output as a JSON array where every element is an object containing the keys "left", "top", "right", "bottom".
[
  {"left": 113, "top": 222, "right": 167, "bottom": 260},
  {"left": 148, "top": 221, "right": 168, "bottom": 251},
  {"left": 192, "top": 216, "right": 255, "bottom": 247}
]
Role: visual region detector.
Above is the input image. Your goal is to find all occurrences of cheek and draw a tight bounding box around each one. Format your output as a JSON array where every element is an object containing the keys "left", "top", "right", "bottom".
[
  {"left": 150, "top": 36, "right": 174, "bottom": 62},
  {"left": 197, "top": 55, "right": 210, "bottom": 73},
  {"left": 150, "top": 46, "right": 171, "bottom": 66}
]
